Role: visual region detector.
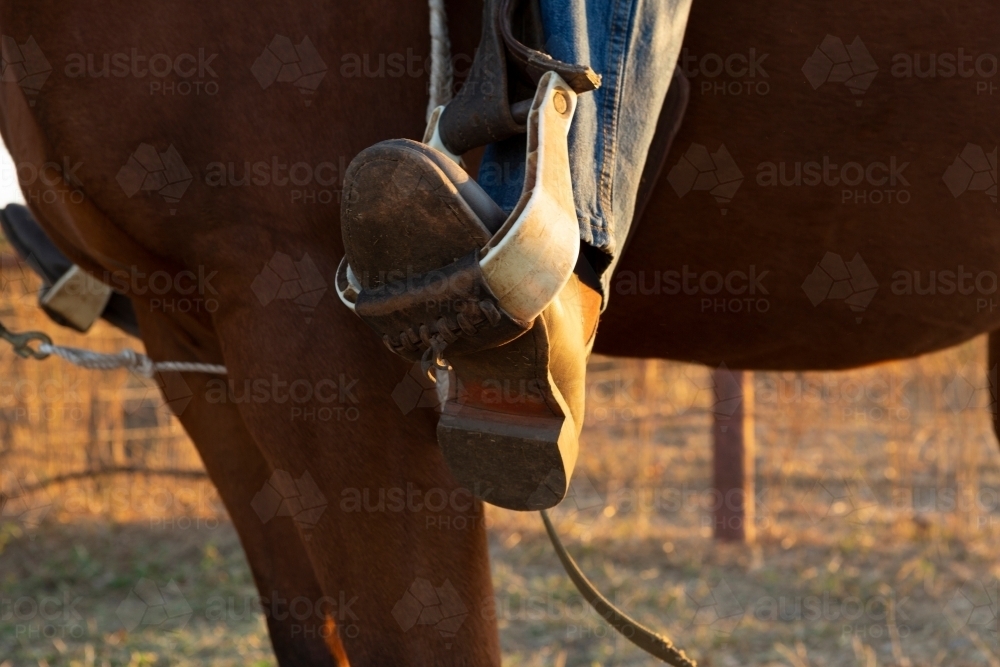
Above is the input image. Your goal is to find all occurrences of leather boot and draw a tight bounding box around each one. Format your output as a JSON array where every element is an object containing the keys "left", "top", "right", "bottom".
[
  {"left": 336, "top": 73, "right": 598, "bottom": 510},
  {"left": 437, "top": 266, "right": 600, "bottom": 510}
]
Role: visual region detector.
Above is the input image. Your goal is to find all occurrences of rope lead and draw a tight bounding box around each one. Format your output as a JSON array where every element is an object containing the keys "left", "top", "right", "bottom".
[{"left": 38, "top": 343, "right": 227, "bottom": 377}]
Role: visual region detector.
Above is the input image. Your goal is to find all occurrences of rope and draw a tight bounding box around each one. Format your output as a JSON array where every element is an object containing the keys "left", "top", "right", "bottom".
[
  {"left": 540, "top": 510, "right": 697, "bottom": 666},
  {"left": 427, "top": 0, "right": 454, "bottom": 120},
  {"left": 38, "top": 343, "right": 227, "bottom": 378}
]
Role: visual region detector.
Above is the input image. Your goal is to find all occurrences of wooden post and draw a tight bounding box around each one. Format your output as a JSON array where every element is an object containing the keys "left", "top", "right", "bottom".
[
  {"left": 635, "top": 359, "right": 659, "bottom": 533},
  {"left": 712, "top": 367, "right": 755, "bottom": 543}
]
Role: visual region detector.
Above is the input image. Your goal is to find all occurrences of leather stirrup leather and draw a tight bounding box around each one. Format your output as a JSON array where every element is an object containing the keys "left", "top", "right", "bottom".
[{"left": 433, "top": 0, "right": 600, "bottom": 157}]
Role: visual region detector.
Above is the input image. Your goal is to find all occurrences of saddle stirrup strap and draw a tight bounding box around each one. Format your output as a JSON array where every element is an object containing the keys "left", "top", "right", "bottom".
[{"left": 424, "top": 0, "right": 601, "bottom": 161}]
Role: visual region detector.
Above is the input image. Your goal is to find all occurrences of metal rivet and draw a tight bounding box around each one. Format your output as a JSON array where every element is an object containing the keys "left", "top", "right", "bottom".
[{"left": 553, "top": 90, "right": 569, "bottom": 114}]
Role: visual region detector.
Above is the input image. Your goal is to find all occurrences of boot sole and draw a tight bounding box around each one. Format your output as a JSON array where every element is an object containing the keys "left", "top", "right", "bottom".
[{"left": 436, "top": 320, "right": 579, "bottom": 511}]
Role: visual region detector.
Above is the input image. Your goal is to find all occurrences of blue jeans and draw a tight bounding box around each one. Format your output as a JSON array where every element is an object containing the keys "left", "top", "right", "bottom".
[{"left": 478, "top": 0, "right": 692, "bottom": 297}]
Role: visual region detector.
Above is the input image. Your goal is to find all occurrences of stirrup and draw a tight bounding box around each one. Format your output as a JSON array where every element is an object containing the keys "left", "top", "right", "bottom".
[{"left": 336, "top": 71, "right": 580, "bottom": 326}]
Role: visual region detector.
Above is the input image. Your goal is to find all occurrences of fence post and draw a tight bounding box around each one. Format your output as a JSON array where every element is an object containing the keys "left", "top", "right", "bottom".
[{"left": 712, "top": 368, "right": 755, "bottom": 543}]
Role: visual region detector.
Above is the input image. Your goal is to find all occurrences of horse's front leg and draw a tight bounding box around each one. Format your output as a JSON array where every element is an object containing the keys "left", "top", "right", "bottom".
[
  {"left": 135, "top": 309, "right": 343, "bottom": 666},
  {"left": 204, "top": 257, "right": 502, "bottom": 666}
]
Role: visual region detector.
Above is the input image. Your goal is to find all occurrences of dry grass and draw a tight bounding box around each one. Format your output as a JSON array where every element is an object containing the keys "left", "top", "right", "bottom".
[
  {"left": 2, "top": 263, "right": 1000, "bottom": 665},
  {"left": 491, "top": 351, "right": 1000, "bottom": 666},
  {"left": 0, "top": 261, "right": 216, "bottom": 528}
]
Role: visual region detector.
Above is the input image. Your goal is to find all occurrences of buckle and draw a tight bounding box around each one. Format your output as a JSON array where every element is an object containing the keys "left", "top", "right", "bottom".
[{"left": 0, "top": 323, "right": 52, "bottom": 360}]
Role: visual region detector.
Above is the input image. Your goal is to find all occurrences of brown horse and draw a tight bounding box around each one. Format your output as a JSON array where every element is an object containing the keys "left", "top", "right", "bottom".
[
  {"left": 599, "top": 0, "right": 1000, "bottom": 371},
  {"left": 0, "top": 0, "right": 996, "bottom": 665}
]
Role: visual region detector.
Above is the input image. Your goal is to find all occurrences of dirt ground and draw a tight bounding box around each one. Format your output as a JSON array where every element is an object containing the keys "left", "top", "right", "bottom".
[{"left": 3, "top": 340, "right": 1000, "bottom": 666}]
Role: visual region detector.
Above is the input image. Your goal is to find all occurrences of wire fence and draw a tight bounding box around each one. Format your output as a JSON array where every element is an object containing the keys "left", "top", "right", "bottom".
[
  {"left": 0, "top": 257, "right": 997, "bottom": 538},
  {"left": 0, "top": 258, "right": 217, "bottom": 526}
]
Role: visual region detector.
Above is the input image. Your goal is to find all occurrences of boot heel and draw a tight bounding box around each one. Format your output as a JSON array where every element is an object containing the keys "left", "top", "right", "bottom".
[{"left": 436, "top": 321, "right": 579, "bottom": 511}]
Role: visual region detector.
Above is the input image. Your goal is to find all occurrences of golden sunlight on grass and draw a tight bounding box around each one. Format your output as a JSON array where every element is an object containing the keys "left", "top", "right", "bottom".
[{"left": 2, "top": 263, "right": 999, "bottom": 666}]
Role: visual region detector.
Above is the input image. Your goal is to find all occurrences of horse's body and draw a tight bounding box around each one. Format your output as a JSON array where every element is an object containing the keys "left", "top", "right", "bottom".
[
  {"left": 0, "top": 0, "right": 996, "bottom": 664},
  {"left": 598, "top": 0, "right": 1000, "bottom": 370}
]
